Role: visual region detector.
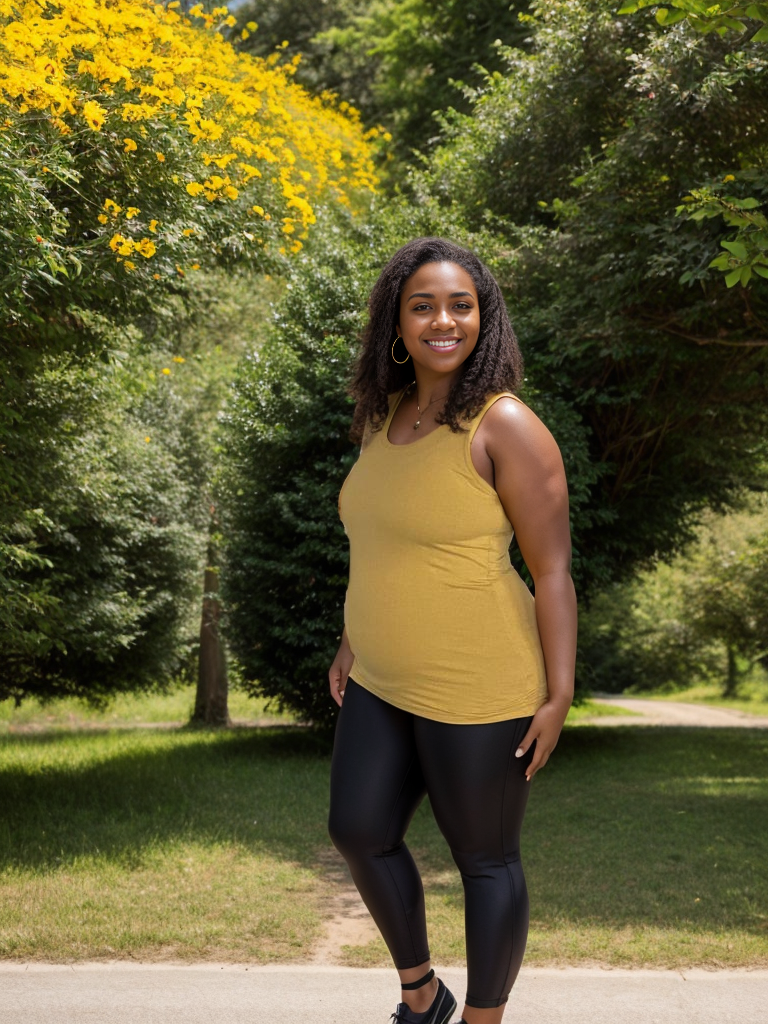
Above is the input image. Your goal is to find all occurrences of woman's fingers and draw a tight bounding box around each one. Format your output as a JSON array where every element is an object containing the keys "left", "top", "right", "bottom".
[
  {"left": 328, "top": 665, "right": 348, "bottom": 706},
  {"left": 525, "top": 743, "right": 551, "bottom": 781},
  {"left": 514, "top": 726, "right": 536, "bottom": 759}
]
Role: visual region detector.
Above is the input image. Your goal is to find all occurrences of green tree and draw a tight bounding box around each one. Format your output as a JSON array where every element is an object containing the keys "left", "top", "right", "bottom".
[
  {"left": 236, "top": 0, "right": 533, "bottom": 161},
  {"left": 579, "top": 499, "right": 768, "bottom": 696},
  {"left": 414, "top": 0, "right": 768, "bottom": 585}
]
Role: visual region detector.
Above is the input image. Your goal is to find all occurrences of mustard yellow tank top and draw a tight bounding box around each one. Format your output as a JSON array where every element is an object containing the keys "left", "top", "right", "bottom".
[{"left": 338, "top": 388, "right": 548, "bottom": 724}]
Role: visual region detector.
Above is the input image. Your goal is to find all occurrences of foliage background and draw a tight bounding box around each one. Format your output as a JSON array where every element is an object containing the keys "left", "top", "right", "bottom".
[
  {"left": 0, "top": 0, "right": 376, "bottom": 704},
  {"left": 2, "top": 0, "right": 767, "bottom": 720}
]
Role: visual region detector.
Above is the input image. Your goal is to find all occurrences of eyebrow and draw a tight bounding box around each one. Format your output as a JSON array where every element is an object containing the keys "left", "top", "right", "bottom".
[{"left": 406, "top": 291, "right": 474, "bottom": 301}]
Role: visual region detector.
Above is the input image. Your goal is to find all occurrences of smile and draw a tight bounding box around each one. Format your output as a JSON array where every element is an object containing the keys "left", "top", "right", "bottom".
[{"left": 424, "top": 338, "right": 461, "bottom": 350}]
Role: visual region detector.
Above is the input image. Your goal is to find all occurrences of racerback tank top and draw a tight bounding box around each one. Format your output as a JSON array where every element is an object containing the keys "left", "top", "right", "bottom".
[{"left": 338, "top": 387, "right": 548, "bottom": 724}]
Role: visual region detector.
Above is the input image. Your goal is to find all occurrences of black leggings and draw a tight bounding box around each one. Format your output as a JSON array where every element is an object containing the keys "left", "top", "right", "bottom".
[{"left": 328, "top": 679, "right": 535, "bottom": 1010}]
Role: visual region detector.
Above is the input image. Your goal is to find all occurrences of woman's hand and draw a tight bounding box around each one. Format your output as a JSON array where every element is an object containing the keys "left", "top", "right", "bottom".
[
  {"left": 329, "top": 629, "right": 354, "bottom": 706},
  {"left": 515, "top": 697, "right": 571, "bottom": 781}
]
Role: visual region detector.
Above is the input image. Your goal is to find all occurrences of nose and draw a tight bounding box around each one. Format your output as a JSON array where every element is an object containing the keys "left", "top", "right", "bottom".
[{"left": 431, "top": 307, "right": 456, "bottom": 331}]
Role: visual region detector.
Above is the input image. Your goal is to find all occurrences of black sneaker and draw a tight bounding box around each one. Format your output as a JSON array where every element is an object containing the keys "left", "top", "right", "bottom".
[{"left": 390, "top": 978, "right": 457, "bottom": 1024}]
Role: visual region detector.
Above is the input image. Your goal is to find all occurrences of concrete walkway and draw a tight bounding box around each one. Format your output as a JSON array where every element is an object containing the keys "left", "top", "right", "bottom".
[
  {"left": 2, "top": 963, "right": 767, "bottom": 1024},
  {"left": 588, "top": 696, "right": 768, "bottom": 728}
]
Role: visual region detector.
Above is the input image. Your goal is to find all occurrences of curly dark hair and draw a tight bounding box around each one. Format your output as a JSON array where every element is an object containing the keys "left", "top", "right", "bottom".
[{"left": 350, "top": 237, "right": 524, "bottom": 441}]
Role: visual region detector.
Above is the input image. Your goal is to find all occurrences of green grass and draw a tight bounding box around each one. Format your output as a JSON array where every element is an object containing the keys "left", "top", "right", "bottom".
[
  {"left": 0, "top": 685, "right": 292, "bottom": 732},
  {"left": 565, "top": 700, "right": 640, "bottom": 723},
  {"left": 340, "top": 726, "right": 768, "bottom": 969},
  {"left": 1, "top": 700, "right": 766, "bottom": 967},
  {"left": 0, "top": 726, "right": 327, "bottom": 961}
]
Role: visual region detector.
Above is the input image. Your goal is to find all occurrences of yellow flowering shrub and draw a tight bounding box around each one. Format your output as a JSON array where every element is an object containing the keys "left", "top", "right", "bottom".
[{"left": 0, "top": 0, "right": 379, "bottom": 316}]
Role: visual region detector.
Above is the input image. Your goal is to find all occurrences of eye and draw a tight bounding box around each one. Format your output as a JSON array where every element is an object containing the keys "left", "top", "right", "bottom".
[
  {"left": 454, "top": 302, "right": 472, "bottom": 310},
  {"left": 412, "top": 303, "right": 432, "bottom": 312}
]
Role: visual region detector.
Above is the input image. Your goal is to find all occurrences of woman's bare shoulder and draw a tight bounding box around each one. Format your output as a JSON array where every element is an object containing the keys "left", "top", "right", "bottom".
[{"left": 480, "top": 394, "right": 562, "bottom": 467}]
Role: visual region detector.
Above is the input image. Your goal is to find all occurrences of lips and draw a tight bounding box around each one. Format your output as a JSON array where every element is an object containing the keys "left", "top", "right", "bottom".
[{"left": 425, "top": 337, "right": 461, "bottom": 350}]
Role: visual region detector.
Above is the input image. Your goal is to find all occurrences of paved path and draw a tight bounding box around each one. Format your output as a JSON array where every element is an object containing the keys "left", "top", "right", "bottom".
[
  {"left": 588, "top": 696, "right": 768, "bottom": 728},
  {"left": 2, "top": 963, "right": 767, "bottom": 1024}
]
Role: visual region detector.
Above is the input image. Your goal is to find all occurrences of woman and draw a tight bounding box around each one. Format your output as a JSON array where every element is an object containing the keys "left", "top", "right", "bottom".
[{"left": 328, "top": 238, "right": 576, "bottom": 1024}]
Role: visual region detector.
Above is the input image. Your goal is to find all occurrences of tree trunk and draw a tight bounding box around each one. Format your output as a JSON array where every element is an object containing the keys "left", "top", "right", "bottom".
[
  {"left": 191, "top": 540, "right": 231, "bottom": 726},
  {"left": 723, "top": 645, "right": 739, "bottom": 699}
]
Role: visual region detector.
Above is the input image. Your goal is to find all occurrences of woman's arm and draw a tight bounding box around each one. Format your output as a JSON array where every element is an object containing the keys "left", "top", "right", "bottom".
[{"left": 480, "top": 398, "right": 577, "bottom": 780}]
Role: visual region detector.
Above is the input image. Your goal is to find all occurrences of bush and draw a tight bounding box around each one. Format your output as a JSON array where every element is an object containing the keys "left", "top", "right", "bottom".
[
  {"left": 0, "top": 345, "right": 207, "bottom": 705},
  {"left": 578, "top": 499, "right": 768, "bottom": 695}
]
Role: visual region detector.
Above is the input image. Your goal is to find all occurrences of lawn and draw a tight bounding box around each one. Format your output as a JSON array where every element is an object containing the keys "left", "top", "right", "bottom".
[{"left": 0, "top": 689, "right": 766, "bottom": 968}]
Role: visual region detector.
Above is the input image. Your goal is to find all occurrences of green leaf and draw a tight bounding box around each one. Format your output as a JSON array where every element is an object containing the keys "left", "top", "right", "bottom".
[
  {"left": 751, "top": 26, "right": 768, "bottom": 40},
  {"left": 753, "top": 265, "right": 768, "bottom": 278},
  {"left": 740, "top": 266, "right": 752, "bottom": 286},
  {"left": 733, "top": 198, "right": 761, "bottom": 210},
  {"left": 725, "top": 269, "right": 743, "bottom": 287},
  {"left": 721, "top": 240, "right": 748, "bottom": 259},
  {"left": 656, "top": 7, "right": 688, "bottom": 24},
  {"left": 617, "top": 2, "right": 639, "bottom": 13}
]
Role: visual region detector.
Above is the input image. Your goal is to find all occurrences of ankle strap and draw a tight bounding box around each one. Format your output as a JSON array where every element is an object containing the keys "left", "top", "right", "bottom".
[{"left": 401, "top": 968, "right": 435, "bottom": 991}]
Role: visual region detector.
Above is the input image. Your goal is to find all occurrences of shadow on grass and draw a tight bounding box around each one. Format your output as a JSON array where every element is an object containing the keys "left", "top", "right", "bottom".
[
  {"left": 0, "top": 727, "right": 333, "bottom": 873},
  {"left": 407, "top": 726, "right": 768, "bottom": 936},
  {"left": 1, "top": 724, "right": 767, "bottom": 936}
]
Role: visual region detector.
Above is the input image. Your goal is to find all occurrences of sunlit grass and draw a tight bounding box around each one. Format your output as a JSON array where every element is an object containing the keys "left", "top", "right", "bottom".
[
  {"left": 565, "top": 700, "right": 640, "bottom": 723},
  {"left": 0, "top": 727, "right": 325, "bottom": 961},
  {"left": 1, "top": 713, "right": 766, "bottom": 967},
  {"left": 340, "top": 727, "right": 768, "bottom": 969},
  {"left": 0, "top": 685, "right": 293, "bottom": 732}
]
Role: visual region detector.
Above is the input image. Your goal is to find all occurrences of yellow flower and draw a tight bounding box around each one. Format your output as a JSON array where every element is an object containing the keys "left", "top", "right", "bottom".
[
  {"left": 153, "top": 273, "right": 161, "bottom": 280},
  {"left": 251, "top": 205, "right": 264, "bottom": 217},
  {"left": 124, "top": 260, "right": 136, "bottom": 270},
  {"left": 125, "top": 207, "right": 140, "bottom": 219},
  {"left": 172, "top": 356, "right": 186, "bottom": 364},
  {"left": 82, "top": 100, "right": 107, "bottom": 131},
  {"left": 145, "top": 436, "right": 151, "bottom": 443},
  {"left": 149, "top": 219, "right": 159, "bottom": 233},
  {"left": 182, "top": 227, "right": 196, "bottom": 236},
  {"left": 162, "top": 367, "right": 171, "bottom": 375},
  {"left": 191, "top": 263, "right": 200, "bottom": 270},
  {"left": 104, "top": 199, "right": 122, "bottom": 216},
  {"left": 0, "top": 0, "right": 379, "bottom": 253},
  {"left": 136, "top": 238, "right": 156, "bottom": 258},
  {"left": 97, "top": 214, "right": 108, "bottom": 224},
  {"left": 723, "top": 174, "right": 735, "bottom": 183}
]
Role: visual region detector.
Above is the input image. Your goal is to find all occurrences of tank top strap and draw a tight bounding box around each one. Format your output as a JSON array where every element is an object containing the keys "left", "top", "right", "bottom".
[
  {"left": 467, "top": 391, "right": 522, "bottom": 443},
  {"left": 382, "top": 385, "right": 411, "bottom": 432}
]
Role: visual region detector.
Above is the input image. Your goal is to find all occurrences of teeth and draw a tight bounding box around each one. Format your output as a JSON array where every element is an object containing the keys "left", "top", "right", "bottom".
[{"left": 427, "top": 339, "right": 459, "bottom": 348}]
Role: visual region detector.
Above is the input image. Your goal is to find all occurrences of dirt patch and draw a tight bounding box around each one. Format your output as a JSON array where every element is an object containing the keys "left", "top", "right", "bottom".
[
  {"left": 311, "top": 848, "right": 379, "bottom": 964},
  {"left": 588, "top": 698, "right": 768, "bottom": 728}
]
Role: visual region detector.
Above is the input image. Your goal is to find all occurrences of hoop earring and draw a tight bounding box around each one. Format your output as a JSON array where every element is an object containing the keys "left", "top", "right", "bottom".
[{"left": 391, "top": 335, "right": 410, "bottom": 364}]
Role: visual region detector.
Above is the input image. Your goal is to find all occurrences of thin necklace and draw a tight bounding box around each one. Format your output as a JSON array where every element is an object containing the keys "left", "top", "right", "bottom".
[{"left": 410, "top": 382, "right": 450, "bottom": 430}]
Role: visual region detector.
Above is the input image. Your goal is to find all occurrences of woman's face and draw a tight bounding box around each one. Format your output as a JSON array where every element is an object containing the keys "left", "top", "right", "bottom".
[{"left": 397, "top": 261, "right": 480, "bottom": 376}]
